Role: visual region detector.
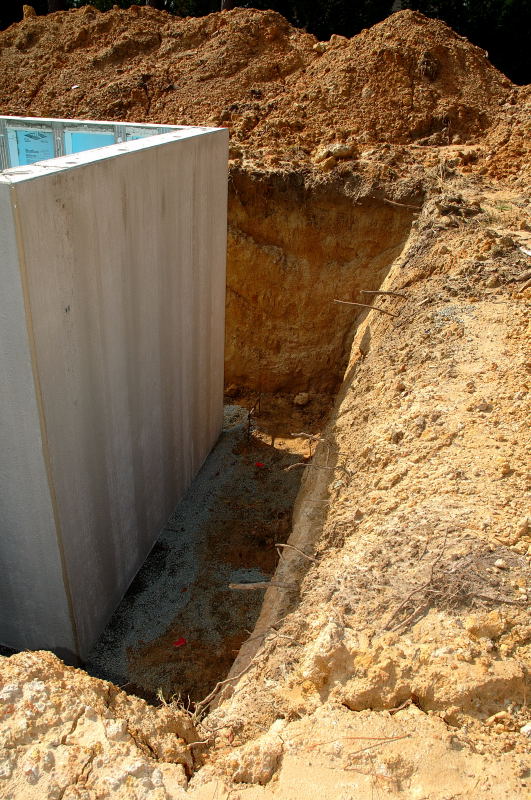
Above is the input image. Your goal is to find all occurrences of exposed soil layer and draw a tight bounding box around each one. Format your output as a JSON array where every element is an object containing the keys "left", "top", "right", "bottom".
[
  {"left": 0, "top": 7, "right": 530, "bottom": 800},
  {"left": 226, "top": 168, "right": 414, "bottom": 392},
  {"left": 195, "top": 186, "right": 531, "bottom": 800}
]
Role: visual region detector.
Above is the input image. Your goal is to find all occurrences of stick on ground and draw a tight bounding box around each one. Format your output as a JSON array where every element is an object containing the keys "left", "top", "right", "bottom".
[
  {"left": 360, "top": 289, "right": 407, "bottom": 299},
  {"left": 333, "top": 299, "right": 399, "bottom": 317}
]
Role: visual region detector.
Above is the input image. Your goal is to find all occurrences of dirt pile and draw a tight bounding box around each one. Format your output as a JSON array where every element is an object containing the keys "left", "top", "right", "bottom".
[
  {"left": 198, "top": 186, "right": 531, "bottom": 799},
  {"left": 0, "top": 6, "right": 515, "bottom": 156},
  {"left": 0, "top": 6, "right": 530, "bottom": 800},
  {"left": 0, "top": 649, "right": 198, "bottom": 799},
  {"left": 0, "top": 6, "right": 316, "bottom": 137},
  {"left": 253, "top": 9, "right": 514, "bottom": 151}
]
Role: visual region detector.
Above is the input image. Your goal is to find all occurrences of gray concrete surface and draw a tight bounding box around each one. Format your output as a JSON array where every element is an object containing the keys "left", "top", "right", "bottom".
[{"left": 0, "top": 124, "right": 228, "bottom": 660}]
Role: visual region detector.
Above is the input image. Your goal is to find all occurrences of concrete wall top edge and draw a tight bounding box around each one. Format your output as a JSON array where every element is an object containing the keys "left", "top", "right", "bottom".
[
  {"left": 0, "top": 114, "right": 181, "bottom": 130},
  {"left": 0, "top": 126, "right": 229, "bottom": 185}
]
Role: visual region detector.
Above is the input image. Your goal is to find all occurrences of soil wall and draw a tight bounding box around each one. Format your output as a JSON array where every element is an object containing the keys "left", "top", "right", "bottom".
[{"left": 225, "top": 168, "right": 414, "bottom": 392}]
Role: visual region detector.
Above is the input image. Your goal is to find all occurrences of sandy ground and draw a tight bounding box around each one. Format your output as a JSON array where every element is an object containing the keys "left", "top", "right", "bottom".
[
  {"left": 0, "top": 7, "right": 530, "bottom": 800},
  {"left": 86, "top": 400, "right": 324, "bottom": 704}
]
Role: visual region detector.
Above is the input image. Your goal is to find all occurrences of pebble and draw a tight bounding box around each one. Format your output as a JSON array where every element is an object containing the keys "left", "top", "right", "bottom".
[
  {"left": 520, "top": 723, "right": 531, "bottom": 737},
  {"left": 104, "top": 719, "right": 129, "bottom": 741},
  {"left": 318, "top": 155, "right": 336, "bottom": 171},
  {"left": 494, "top": 558, "right": 508, "bottom": 569},
  {"left": 293, "top": 392, "right": 309, "bottom": 407},
  {"left": 516, "top": 516, "right": 529, "bottom": 537},
  {"left": 326, "top": 142, "right": 355, "bottom": 159},
  {"left": 329, "top": 34, "right": 348, "bottom": 46}
]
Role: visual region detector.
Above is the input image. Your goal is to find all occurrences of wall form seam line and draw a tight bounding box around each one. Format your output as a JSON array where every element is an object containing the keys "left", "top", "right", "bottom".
[{"left": 9, "top": 182, "right": 81, "bottom": 659}]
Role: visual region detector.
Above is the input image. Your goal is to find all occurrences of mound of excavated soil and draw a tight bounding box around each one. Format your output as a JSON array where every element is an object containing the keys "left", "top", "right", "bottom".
[
  {"left": 0, "top": 6, "right": 515, "bottom": 157},
  {"left": 481, "top": 84, "right": 531, "bottom": 186},
  {"left": 1, "top": 8, "right": 530, "bottom": 800}
]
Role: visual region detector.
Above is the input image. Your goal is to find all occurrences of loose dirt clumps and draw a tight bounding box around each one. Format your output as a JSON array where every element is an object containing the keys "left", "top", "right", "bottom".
[
  {"left": 0, "top": 6, "right": 514, "bottom": 158},
  {"left": 480, "top": 85, "right": 531, "bottom": 187},
  {"left": 0, "top": 6, "right": 530, "bottom": 800},
  {"left": 0, "top": 6, "right": 316, "bottom": 143},
  {"left": 0, "top": 650, "right": 197, "bottom": 799},
  {"left": 195, "top": 188, "right": 531, "bottom": 799}
]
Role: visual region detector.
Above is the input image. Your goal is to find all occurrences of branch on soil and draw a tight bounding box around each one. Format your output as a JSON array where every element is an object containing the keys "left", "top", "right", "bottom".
[
  {"left": 360, "top": 289, "right": 408, "bottom": 299},
  {"left": 333, "top": 299, "right": 399, "bottom": 317},
  {"left": 275, "top": 543, "right": 318, "bottom": 562}
]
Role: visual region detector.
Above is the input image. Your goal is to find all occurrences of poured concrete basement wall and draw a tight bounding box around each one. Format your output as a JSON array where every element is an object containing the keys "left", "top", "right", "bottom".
[{"left": 0, "top": 125, "right": 228, "bottom": 660}]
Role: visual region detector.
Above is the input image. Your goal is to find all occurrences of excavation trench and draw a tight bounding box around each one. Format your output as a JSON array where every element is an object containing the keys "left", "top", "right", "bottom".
[{"left": 86, "top": 171, "right": 415, "bottom": 706}]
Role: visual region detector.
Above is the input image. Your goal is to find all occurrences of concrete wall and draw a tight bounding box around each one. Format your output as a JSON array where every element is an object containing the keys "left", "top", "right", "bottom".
[
  {"left": 0, "top": 127, "right": 228, "bottom": 660},
  {"left": 0, "top": 183, "right": 76, "bottom": 658}
]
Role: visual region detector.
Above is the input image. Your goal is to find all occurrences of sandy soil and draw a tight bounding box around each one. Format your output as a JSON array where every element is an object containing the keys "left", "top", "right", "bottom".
[
  {"left": 0, "top": 6, "right": 530, "bottom": 800},
  {"left": 0, "top": 6, "right": 522, "bottom": 161}
]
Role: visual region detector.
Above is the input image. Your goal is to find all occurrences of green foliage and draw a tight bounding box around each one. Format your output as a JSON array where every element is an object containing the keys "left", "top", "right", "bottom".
[{"left": 68, "top": 0, "right": 217, "bottom": 11}]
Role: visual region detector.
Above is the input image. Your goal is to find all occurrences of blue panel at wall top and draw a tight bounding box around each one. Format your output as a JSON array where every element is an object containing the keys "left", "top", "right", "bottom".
[
  {"left": 12, "top": 129, "right": 55, "bottom": 166},
  {"left": 67, "top": 131, "right": 115, "bottom": 154}
]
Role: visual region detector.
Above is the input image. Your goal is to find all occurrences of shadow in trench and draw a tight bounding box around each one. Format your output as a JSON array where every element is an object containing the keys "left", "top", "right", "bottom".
[{"left": 85, "top": 398, "right": 325, "bottom": 705}]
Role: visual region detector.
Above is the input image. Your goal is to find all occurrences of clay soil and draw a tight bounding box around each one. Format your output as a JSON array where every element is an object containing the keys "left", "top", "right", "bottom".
[
  {"left": 0, "top": 5, "right": 527, "bottom": 171},
  {"left": 0, "top": 6, "right": 530, "bottom": 800}
]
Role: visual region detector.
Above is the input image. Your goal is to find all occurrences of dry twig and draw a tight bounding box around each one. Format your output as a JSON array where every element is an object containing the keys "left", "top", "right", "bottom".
[
  {"left": 193, "top": 661, "right": 257, "bottom": 720},
  {"left": 383, "top": 197, "right": 421, "bottom": 210},
  {"left": 284, "top": 461, "right": 329, "bottom": 472},
  {"left": 228, "top": 581, "right": 295, "bottom": 590},
  {"left": 275, "top": 543, "right": 317, "bottom": 562},
  {"left": 345, "top": 734, "right": 410, "bottom": 761},
  {"left": 308, "top": 734, "right": 408, "bottom": 751},
  {"left": 385, "top": 534, "right": 448, "bottom": 630},
  {"left": 333, "top": 299, "right": 399, "bottom": 317},
  {"left": 360, "top": 289, "right": 407, "bottom": 299}
]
